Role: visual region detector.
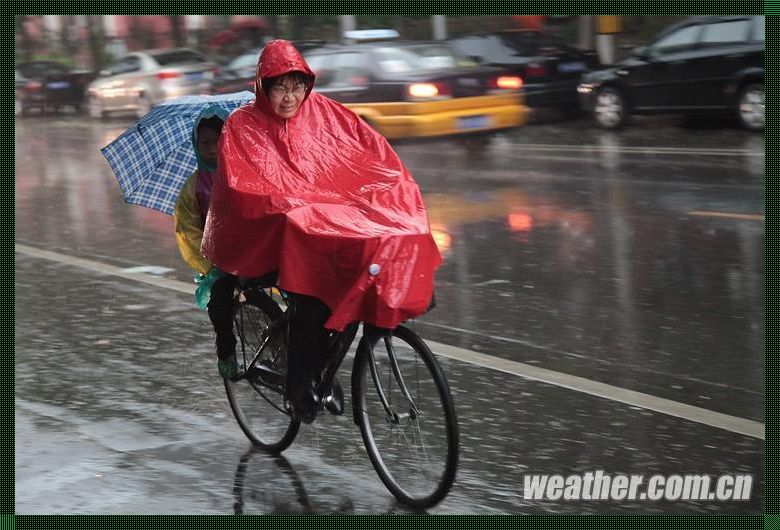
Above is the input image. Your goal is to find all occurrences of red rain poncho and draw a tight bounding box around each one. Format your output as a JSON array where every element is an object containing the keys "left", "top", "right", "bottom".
[{"left": 202, "top": 40, "right": 441, "bottom": 331}]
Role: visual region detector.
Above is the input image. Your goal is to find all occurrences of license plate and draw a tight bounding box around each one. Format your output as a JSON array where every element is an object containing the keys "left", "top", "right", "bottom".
[
  {"left": 185, "top": 72, "right": 204, "bottom": 81},
  {"left": 46, "top": 81, "right": 71, "bottom": 89},
  {"left": 558, "top": 61, "right": 586, "bottom": 73},
  {"left": 457, "top": 115, "right": 490, "bottom": 130}
]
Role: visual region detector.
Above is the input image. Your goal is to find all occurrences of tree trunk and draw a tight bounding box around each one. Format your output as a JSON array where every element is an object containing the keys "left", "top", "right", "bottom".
[
  {"left": 16, "top": 16, "right": 34, "bottom": 62},
  {"left": 85, "top": 16, "right": 105, "bottom": 70},
  {"left": 169, "top": 16, "right": 184, "bottom": 47}
]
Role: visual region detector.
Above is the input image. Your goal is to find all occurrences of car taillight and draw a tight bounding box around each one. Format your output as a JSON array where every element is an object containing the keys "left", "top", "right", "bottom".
[
  {"left": 157, "top": 71, "right": 180, "bottom": 80},
  {"left": 26, "top": 80, "right": 42, "bottom": 91},
  {"left": 493, "top": 75, "right": 523, "bottom": 90},
  {"left": 526, "top": 62, "right": 547, "bottom": 78},
  {"left": 407, "top": 82, "right": 450, "bottom": 99}
]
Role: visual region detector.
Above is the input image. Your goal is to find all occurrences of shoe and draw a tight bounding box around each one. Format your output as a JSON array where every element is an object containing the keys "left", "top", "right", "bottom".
[
  {"left": 290, "top": 381, "right": 319, "bottom": 424},
  {"left": 323, "top": 378, "right": 344, "bottom": 416},
  {"left": 218, "top": 358, "right": 239, "bottom": 380}
]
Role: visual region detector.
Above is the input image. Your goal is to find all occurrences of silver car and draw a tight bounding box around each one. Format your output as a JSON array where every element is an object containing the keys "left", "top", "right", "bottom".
[{"left": 86, "top": 48, "right": 217, "bottom": 118}]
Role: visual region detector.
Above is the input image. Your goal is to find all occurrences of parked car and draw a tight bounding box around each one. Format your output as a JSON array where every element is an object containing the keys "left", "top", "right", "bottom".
[
  {"left": 578, "top": 16, "right": 764, "bottom": 130},
  {"left": 15, "top": 61, "right": 95, "bottom": 116},
  {"left": 301, "top": 39, "right": 526, "bottom": 139},
  {"left": 86, "top": 48, "right": 218, "bottom": 118},
  {"left": 447, "top": 30, "right": 600, "bottom": 113}
]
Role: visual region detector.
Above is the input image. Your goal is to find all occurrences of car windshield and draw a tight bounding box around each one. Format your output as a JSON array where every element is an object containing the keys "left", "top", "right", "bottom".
[
  {"left": 372, "top": 45, "right": 472, "bottom": 73},
  {"left": 151, "top": 50, "right": 207, "bottom": 66},
  {"left": 753, "top": 16, "right": 765, "bottom": 41},
  {"left": 17, "top": 62, "right": 68, "bottom": 77},
  {"left": 498, "top": 33, "right": 567, "bottom": 55}
]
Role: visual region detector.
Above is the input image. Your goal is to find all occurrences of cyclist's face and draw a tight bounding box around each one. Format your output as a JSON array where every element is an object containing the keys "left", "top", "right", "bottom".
[
  {"left": 267, "top": 75, "right": 307, "bottom": 119},
  {"left": 197, "top": 126, "right": 220, "bottom": 168}
]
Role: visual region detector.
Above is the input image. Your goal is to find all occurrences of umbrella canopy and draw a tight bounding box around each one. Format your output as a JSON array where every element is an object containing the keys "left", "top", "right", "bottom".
[{"left": 101, "top": 91, "right": 255, "bottom": 215}]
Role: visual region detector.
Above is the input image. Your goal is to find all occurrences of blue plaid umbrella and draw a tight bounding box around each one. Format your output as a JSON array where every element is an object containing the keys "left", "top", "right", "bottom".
[{"left": 101, "top": 91, "right": 255, "bottom": 215}]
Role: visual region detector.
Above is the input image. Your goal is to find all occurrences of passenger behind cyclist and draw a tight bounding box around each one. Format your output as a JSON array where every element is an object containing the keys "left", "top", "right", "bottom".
[
  {"left": 173, "top": 107, "right": 241, "bottom": 379},
  {"left": 202, "top": 40, "right": 441, "bottom": 423}
]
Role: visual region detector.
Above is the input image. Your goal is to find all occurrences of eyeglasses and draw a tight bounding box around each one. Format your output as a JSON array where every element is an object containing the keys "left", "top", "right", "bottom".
[{"left": 269, "top": 83, "right": 308, "bottom": 97}]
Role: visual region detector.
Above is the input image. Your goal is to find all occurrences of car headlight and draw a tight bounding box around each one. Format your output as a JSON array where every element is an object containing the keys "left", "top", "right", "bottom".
[{"left": 577, "top": 84, "right": 595, "bottom": 95}]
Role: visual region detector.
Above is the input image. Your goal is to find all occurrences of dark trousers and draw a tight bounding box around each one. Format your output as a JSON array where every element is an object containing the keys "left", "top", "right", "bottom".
[
  {"left": 286, "top": 292, "right": 332, "bottom": 393},
  {"left": 207, "top": 274, "right": 238, "bottom": 360}
]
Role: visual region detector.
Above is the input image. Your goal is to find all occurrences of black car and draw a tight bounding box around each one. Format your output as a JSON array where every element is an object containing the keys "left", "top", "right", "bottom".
[
  {"left": 15, "top": 61, "right": 94, "bottom": 116},
  {"left": 578, "top": 16, "right": 764, "bottom": 130},
  {"left": 447, "top": 30, "right": 600, "bottom": 113}
]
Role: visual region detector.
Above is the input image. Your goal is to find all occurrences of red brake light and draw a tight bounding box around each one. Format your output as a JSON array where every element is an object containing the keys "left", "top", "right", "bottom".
[
  {"left": 26, "top": 80, "right": 42, "bottom": 91},
  {"left": 526, "top": 62, "right": 547, "bottom": 78},
  {"left": 507, "top": 212, "right": 533, "bottom": 233},
  {"left": 495, "top": 76, "right": 523, "bottom": 90},
  {"left": 157, "top": 71, "right": 180, "bottom": 80}
]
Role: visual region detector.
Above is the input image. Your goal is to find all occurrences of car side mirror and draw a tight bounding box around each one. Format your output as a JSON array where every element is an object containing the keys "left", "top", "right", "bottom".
[{"left": 633, "top": 46, "right": 655, "bottom": 61}]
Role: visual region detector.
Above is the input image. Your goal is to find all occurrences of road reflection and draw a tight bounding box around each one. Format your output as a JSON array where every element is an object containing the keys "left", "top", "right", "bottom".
[{"left": 231, "top": 448, "right": 429, "bottom": 514}]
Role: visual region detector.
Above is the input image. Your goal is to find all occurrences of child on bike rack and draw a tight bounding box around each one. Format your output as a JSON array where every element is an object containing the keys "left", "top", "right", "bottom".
[{"left": 173, "top": 106, "right": 240, "bottom": 379}]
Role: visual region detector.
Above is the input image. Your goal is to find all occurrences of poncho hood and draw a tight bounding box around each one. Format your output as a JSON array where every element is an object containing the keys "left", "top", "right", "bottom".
[
  {"left": 254, "top": 39, "right": 316, "bottom": 115},
  {"left": 202, "top": 40, "right": 441, "bottom": 331},
  {"left": 192, "top": 104, "right": 230, "bottom": 173}
]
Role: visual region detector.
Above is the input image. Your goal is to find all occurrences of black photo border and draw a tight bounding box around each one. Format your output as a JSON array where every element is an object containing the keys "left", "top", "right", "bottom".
[{"left": 8, "top": 2, "right": 771, "bottom": 528}]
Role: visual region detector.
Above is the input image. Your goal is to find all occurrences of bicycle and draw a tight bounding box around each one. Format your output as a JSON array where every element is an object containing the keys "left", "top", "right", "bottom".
[{"left": 223, "top": 277, "right": 460, "bottom": 509}]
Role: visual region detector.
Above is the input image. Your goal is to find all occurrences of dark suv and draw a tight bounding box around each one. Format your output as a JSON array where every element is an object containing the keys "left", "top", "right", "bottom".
[
  {"left": 448, "top": 30, "right": 600, "bottom": 113},
  {"left": 578, "top": 16, "right": 764, "bottom": 130}
]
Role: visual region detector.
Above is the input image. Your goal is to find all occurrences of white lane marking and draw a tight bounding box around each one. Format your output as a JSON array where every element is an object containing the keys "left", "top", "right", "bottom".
[
  {"left": 426, "top": 340, "right": 763, "bottom": 440},
  {"left": 419, "top": 319, "right": 590, "bottom": 360},
  {"left": 119, "top": 265, "right": 176, "bottom": 275},
  {"left": 15, "top": 243, "right": 194, "bottom": 294},
  {"left": 16, "top": 242, "right": 764, "bottom": 440},
  {"left": 687, "top": 210, "right": 765, "bottom": 222}
]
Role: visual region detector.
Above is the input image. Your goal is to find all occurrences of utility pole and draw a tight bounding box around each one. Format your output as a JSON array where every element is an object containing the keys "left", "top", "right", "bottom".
[
  {"left": 432, "top": 16, "right": 446, "bottom": 40},
  {"left": 577, "top": 16, "right": 594, "bottom": 50},
  {"left": 339, "top": 16, "right": 356, "bottom": 37},
  {"left": 595, "top": 16, "right": 621, "bottom": 64}
]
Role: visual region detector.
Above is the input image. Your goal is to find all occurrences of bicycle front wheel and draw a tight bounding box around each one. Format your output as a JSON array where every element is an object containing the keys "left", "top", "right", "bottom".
[
  {"left": 352, "top": 326, "right": 459, "bottom": 508},
  {"left": 225, "top": 288, "right": 300, "bottom": 453}
]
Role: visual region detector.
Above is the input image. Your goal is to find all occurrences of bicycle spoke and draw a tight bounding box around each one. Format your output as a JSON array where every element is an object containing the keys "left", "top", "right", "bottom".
[
  {"left": 356, "top": 326, "right": 458, "bottom": 507},
  {"left": 224, "top": 288, "right": 299, "bottom": 452}
]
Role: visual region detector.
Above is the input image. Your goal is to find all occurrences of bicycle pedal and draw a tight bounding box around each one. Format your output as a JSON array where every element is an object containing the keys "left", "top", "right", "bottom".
[{"left": 323, "top": 382, "right": 345, "bottom": 416}]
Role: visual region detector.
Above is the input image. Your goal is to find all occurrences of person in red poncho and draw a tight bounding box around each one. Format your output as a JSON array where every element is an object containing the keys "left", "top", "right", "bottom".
[{"left": 202, "top": 40, "right": 441, "bottom": 422}]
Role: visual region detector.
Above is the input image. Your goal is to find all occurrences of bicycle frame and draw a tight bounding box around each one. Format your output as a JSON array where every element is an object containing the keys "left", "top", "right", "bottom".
[
  {"left": 235, "top": 302, "right": 286, "bottom": 383},
  {"left": 360, "top": 333, "right": 421, "bottom": 425},
  {"left": 234, "top": 282, "right": 421, "bottom": 424}
]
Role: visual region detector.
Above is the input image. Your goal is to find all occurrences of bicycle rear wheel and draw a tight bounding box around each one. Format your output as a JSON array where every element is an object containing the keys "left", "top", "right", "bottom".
[
  {"left": 224, "top": 288, "right": 300, "bottom": 453},
  {"left": 352, "top": 326, "right": 459, "bottom": 508}
]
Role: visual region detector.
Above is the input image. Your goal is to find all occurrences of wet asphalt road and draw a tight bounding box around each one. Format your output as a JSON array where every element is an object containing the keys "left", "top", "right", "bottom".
[{"left": 15, "top": 111, "right": 764, "bottom": 513}]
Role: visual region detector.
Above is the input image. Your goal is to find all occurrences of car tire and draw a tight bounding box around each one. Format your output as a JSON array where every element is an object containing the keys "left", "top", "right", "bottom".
[
  {"left": 737, "top": 82, "right": 764, "bottom": 131},
  {"left": 88, "top": 96, "right": 105, "bottom": 119},
  {"left": 593, "top": 87, "right": 628, "bottom": 129}
]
